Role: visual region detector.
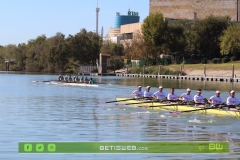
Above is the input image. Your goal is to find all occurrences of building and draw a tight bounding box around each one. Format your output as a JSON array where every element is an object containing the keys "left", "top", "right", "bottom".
[
  {"left": 106, "top": 0, "right": 240, "bottom": 44},
  {"left": 104, "top": 9, "right": 140, "bottom": 43},
  {"left": 121, "top": 22, "right": 143, "bottom": 40},
  {"left": 150, "top": 0, "right": 240, "bottom": 21},
  {"left": 114, "top": 10, "right": 140, "bottom": 28}
]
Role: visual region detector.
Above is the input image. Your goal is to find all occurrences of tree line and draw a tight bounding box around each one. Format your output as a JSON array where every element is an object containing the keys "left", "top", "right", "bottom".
[
  {"left": 122, "top": 13, "right": 240, "bottom": 65},
  {"left": 1, "top": 12, "right": 240, "bottom": 73},
  {"left": 0, "top": 29, "right": 101, "bottom": 73}
]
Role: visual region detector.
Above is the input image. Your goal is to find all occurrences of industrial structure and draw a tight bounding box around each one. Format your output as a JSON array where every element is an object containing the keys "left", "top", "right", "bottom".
[
  {"left": 96, "top": 0, "right": 100, "bottom": 35},
  {"left": 105, "top": 9, "right": 141, "bottom": 43},
  {"left": 114, "top": 9, "right": 140, "bottom": 28}
]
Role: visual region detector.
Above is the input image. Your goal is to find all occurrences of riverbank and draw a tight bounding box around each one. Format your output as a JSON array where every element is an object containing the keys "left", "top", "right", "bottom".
[
  {"left": 116, "top": 62, "right": 240, "bottom": 77},
  {"left": 184, "top": 69, "right": 238, "bottom": 77},
  {"left": 116, "top": 68, "right": 238, "bottom": 77}
]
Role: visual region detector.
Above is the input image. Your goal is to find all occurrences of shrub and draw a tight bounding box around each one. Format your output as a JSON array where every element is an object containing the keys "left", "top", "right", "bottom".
[
  {"left": 230, "top": 56, "right": 236, "bottom": 61},
  {"left": 212, "top": 58, "right": 220, "bottom": 64},
  {"left": 222, "top": 57, "right": 230, "bottom": 63},
  {"left": 25, "top": 63, "right": 41, "bottom": 72},
  {"left": 127, "top": 67, "right": 142, "bottom": 74},
  {"left": 128, "top": 66, "right": 179, "bottom": 75},
  {"left": 201, "top": 58, "right": 207, "bottom": 64},
  {"left": 91, "top": 69, "right": 98, "bottom": 73}
]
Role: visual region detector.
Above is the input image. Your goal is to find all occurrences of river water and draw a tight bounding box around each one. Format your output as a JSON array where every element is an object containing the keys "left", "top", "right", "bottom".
[{"left": 1, "top": 73, "right": 240, "bottom": 159}]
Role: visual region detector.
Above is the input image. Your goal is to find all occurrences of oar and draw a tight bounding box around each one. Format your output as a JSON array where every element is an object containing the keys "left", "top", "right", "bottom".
[
  {"left": 33, "top": 80, "right": 54, "bottom": 83},
  {"left": 121, "top": 99, "right": 181, "bottom": 106},
  {"left": 157, "top": 101, "right": 211, "bottom": 107},
  {"left": 137, "top": 102, "right": 183, "bottom": 108},
  {"left": 99, "top": 98, "right": 138, "bottom": 104},
  {"left": 138, "top": 101, "right": 209, "bottom": 108},
  {"left": 122, "top": 99, "right": 160, "bottom": 105},
  {"left": 170, "top": 106, "right": 221, "bottom": 114}
]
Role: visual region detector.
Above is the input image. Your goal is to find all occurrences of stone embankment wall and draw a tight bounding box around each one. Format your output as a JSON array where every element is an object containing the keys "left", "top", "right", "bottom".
[{"left": 150, "top": 0, "right": 240, "bottom": 21}]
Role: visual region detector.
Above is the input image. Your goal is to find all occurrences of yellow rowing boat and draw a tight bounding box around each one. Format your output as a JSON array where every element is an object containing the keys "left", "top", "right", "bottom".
[{"left": 116, "top": 98, "right": 240, "bottom": 117}]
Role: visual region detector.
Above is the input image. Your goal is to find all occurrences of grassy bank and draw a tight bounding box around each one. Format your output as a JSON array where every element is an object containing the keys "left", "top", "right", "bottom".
[
  {"left": 127, "top": 61, "right": 240, "bottom": 75},
  {"left": 128, "top": 66, "right": 180, "bottom": 75},
  {"left": 167, "top": 61, "right": 240, "bottom": 71}
]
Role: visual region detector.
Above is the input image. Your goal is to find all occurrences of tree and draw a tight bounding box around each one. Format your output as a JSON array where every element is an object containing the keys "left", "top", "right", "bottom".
[
  {"left": 100, "top": 40, "right": 124, "bottom": 72},
  {"left": 167, "top": 23, "right": 185, "bottom": 53},
  {"left": 142, "top": 12, "right": 169, "bottom": 63},
  {"left": 141, "top": 12, "right": 169, "bottom": 64},
  {"left": 194, "top": 15, "right": 230, "bottom": 59},
  {"left": 15, "top": 43, "right": 27, "bottom": 70},
  {"left": 125, "top": 31, "right": 146, "bottom": 60},
  {"left": 25, "top": 35, "right": 49, "bottom": 72},
  {"left": 124, "top": 30, "right": 158, "bottom": 65},
  {"left": 142, "top": 12, "right": 168, "bottom": 47},
  {"left": 0, "top": 44, "right": 17, "bottom": 70},
  {"left": 220, "top": 24, "right": 240, "bottom": 59},
  {"left": 48, "top": 32, "right": 68, "bottom": 73},
  {"left": 69, "top": 29, "right": 100, "bottom": 66},
  {"left": 141, "top": 12, "right": 188, "bottom": 65}
]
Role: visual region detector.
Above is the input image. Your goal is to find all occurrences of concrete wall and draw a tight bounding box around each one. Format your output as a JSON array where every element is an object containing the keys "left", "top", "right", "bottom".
[
  {"left": 108, "top": 28, "right": 121, "bottom": 37},
  {"left": 150, "top": 0, "right": 240, "bottom": 21},
  {"left": 102, "top": 36, "right": 122, "bottom": 43},
  {"left": 120, "top": 22, "right": 143, "bottom": 34}
]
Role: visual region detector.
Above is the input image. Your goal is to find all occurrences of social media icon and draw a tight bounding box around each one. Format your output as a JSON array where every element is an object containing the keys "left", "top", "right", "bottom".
[
  {"left": 24, "top": 144, "right": 32, "bottom": 152},
  {"left": 36, "top": 144, "right": 44, "bottom": 152},
  {"left": 48, "top": 144, "right": 56, "bottom": 152}
]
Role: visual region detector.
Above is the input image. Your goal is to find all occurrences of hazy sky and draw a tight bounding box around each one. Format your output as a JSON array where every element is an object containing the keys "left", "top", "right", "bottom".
[{"left": 0, "top": 0, "right": 149, "bottom": 46}]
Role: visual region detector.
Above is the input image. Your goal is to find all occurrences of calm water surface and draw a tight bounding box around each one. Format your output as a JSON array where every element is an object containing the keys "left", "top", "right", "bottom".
[{"left": 1, "top": 73, "right": 240, "bottom": 159}]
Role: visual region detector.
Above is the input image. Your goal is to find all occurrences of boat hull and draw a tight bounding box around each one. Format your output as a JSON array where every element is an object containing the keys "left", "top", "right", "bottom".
[
  {"left": 116, "top": 98, "right": 240, "bottom": 117},
  {"left": 50, "top": 81, "right": 99, "bottom": 87}
]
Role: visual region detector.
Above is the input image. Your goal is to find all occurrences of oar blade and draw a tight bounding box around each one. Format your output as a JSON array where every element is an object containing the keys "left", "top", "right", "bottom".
[{"left": 98, "top": 98, "right": 137, "bottom": 105}]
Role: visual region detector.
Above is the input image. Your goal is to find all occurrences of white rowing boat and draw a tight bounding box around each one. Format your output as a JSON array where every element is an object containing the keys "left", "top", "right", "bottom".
[{"left": 50, "top": 81, "right": 99, "bottom": 87}]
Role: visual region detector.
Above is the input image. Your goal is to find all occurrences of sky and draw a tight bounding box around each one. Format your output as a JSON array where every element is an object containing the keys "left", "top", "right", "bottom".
[{"left": 0, "top": 0, "right": 149, "bottom": 46}]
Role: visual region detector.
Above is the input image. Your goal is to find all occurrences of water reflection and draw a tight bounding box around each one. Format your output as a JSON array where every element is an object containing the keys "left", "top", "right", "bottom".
[
  {"left": 117, "top": 77, "right": 240, "bottom": 92},
  {"left": 1, "top": 74, "right": 240, "bottom": 159}
]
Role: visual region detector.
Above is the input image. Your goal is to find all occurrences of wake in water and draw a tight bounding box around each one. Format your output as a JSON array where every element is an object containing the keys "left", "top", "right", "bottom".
[{"left": 187, "top": 118, "right": 214, "bottom": 124}]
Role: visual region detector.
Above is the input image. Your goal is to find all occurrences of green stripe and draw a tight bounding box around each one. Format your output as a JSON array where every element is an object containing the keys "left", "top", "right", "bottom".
[{"left": 19, "top": 141, "right": 229, "bottom": 153}]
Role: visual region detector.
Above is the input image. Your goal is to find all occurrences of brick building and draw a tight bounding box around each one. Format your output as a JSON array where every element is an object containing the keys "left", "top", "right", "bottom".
[{"left": 150, "top": 0, "right": 240, "bottom": 21}]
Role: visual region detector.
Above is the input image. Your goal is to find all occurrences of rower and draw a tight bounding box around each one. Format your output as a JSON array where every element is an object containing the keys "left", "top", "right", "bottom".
[
  {"left": 194, "top": 89, "right": 208, "bottom": 106},
  {"left": 144, "top": 86, "right": 153, "bottom": 100},
  {"left": 89, "top": 78, "right": 94, "bottom": 84},
  {"left": 84, "top": 76, "right": 89, "bottom": 83},
  {"left": 58, "top": 75, "right": 62, "bottom": 81},
  {"left": 226, "top": 90, "right": 240, "bottom": 110},
  {"left": 132, "top": 86, "right": 144, "bottom": 99},
  {"left": 152, "top": 86, "right": 167, "bottom": 101},
  {"left": 179, "top": 88, "right": 194, "bottom": 103},
  {"left": 208, "top": 90, "right": 225, "bottom": 108},
  {"left": 73, "top": 76, "right": 76, "bottom": 82},
  {"left": 60, "top": 75, "right": 64, "bottom": 81},
  {"left": 64, "top": 75, "right": 68, "bottom": 82},
  {"left": 80, "top": 76, "right": 84, "bottom": 83},
  {"left": 68, "top": 75, "right": 72, "bottom": 83},
  {"left": 76, "top": 76, "right": 79, "bottom": 83},
  {"left": 167, "top": 88, "right": 179, "bottom": 101}
]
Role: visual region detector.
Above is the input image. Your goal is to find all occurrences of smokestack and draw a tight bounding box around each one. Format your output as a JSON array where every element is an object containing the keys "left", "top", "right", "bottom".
[
  {"left": 96, "top": 0, "right": 100, "bottom": 35},
  {"left": 101, "top": 26, "right": 103, "bottom": 38}
]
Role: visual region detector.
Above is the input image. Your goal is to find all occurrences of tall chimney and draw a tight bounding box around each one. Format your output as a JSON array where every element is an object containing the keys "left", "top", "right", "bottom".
[{"left": 96, "top": 0, "right": 100, "bottom": 34}]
